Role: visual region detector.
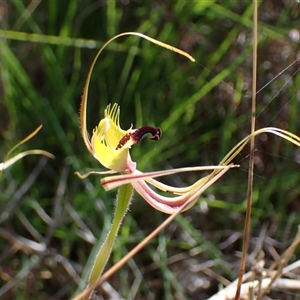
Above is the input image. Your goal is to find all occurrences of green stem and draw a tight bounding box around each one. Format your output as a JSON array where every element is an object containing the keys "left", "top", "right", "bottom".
[{"left": 85, "top": 184, "right": 134, "bottom": 299}]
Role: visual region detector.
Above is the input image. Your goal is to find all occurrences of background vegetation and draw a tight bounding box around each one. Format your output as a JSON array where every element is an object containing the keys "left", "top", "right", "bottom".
[{"left": 1, "top": 1, "right": 300, "bottom": 299}]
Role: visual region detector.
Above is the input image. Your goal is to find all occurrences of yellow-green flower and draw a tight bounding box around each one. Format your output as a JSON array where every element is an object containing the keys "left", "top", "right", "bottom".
[
  {"left": 74, "top": 32, "right": 300, "bottom": 300},
  {"left": 78, "top": 100, "right": 234, "bottom": 214},
  {"left": 91, "top": 103, "right": 161, "bottom": 173},
  {"left": 77, "top": 32, "right": 236, "bottom": 214}
]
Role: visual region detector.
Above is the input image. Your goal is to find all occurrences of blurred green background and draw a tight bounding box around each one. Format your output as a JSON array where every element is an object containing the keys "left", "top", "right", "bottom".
[{"left": 1, "top": 1, "right": 300, "bottom": 299}]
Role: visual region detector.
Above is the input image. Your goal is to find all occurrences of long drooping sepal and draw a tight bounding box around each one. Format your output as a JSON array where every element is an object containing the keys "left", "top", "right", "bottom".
[
  {"left": 102, "top": 165, "right": 237, "bottom": 214},
  {"left": 79, "top": 32, "right": 195, "bottom": 156},
  {"left": 84, "top": 184, "right": 134, "bottom": 300},
  {"left": 101, "top": 165, "right": 238, "bottom": 191},
  {"left": 220, "top": 127, "right": 300, "bottom": 166}
]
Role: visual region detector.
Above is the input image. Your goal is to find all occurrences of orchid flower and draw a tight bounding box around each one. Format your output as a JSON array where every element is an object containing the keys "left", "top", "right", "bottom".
[
  {"left": 75, "top": 32, "right": 300, "bottom": 300},
  {"left": 75, "top": 33, "right": 238, "bottom": 299},
  {"left": 0, "top": 125, "right": 54, "bottom": 173},
  {"left": 76, "top": 32, "right": 237, "bottom": 214}
]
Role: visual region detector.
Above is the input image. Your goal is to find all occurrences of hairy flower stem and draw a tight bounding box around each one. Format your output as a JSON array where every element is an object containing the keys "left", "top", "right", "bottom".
[{"left": 85, "top": 184, "right": 134, "bottom": 300}]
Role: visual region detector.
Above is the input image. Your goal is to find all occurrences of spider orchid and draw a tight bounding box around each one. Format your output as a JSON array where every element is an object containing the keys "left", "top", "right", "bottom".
[
  {"left": 76, "top": 32, "right": 237, "bottom": 214},
  {"left": 74, "top": 33, "right": 300, "bottom": 300},
  {"left": 0, "top": 125, "right": 54, "bottom": 173},
  {"left": 75, "top": 34, "right": 239, "bottom": 300}
]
